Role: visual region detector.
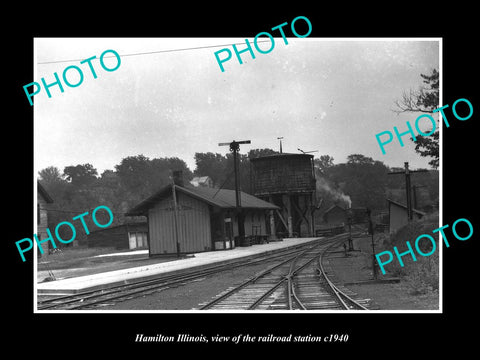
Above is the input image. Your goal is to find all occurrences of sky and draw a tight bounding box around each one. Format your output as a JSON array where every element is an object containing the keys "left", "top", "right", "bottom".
[{"left": 34, "top": 38, "right": 440, "bottom": 176}]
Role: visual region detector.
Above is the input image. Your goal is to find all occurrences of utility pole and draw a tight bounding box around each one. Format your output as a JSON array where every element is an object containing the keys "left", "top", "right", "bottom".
[
  {"left": 277, "top": 137, "right": 283, "bottom": 153},
  {"left": 171, "top": 174, "right": 181, "bottom": 258},
  {"left": 388, "top": 162, "right": 428, "bottom": 221},
  {"left": 219, "top": 140, "right": 251, "bottom": 246},
  {"left": 366, "top": 208, "right": 377, "bottom": 279},
  {"left": 346, "top": 208, "right": 354, "bottom": 251}
]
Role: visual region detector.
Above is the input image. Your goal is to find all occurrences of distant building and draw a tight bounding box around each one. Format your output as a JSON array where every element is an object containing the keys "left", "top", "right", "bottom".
[
  {"left": 349, "top": 207, "right": 369, "bottom": 224},
  {"left": 37, "top": 182, "right": 54, "bottom": 257},
  {"left": 387, "top": 199, "right": 426, "bottom": 234},
  {"left": 126, "top": 182, "right": 279, "bottom": 256},
  {"left": 323, "top": 205, "right": 347, "bottom": 226},
  {"left": 190, "top": 176, "right": 213, "bottom": 188},
  {"left": 87, "top": 222, "right": 148, "bottom": 250}
]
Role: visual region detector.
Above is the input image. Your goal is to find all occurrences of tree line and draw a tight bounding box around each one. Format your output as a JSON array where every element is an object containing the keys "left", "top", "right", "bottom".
[
  {"left": 39, "top": 69, "right": 440, "bottom": 244},
  {"left": 39, "top": 150, "right": 438, "bottom": 245}
]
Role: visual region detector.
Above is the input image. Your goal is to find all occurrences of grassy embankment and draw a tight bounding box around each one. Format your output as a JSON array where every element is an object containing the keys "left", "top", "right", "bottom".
[{"left": 374, "top": 211, "right": 440, "bottom": 296}]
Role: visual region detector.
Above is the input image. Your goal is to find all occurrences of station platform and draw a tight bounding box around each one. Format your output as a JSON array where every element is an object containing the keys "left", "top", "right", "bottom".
[{"left": 37, "top": 237, "right": 323, "bottom": 295}]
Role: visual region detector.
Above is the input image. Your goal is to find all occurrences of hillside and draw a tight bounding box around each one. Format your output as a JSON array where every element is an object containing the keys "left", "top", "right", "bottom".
[{"left": 377, "top": 211, "right": 440, "bottom": 295}]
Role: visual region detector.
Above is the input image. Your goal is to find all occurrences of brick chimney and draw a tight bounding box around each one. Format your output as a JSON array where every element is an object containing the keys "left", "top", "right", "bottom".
[{"left": 172, "top": 170, "right": 184, "bottom": 187}]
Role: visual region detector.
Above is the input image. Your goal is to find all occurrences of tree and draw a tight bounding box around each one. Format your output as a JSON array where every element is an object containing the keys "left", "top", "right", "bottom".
[
  {"left": 194, "top": 149, "right": 278, "bottom": 193},
  {"left": 314, "top": 155, "right": 334, "bottom": 175},
  {"left": 99, "top": 170, "right": 119, "bottom": 187},
  {"left": 150, "top": 157, "right": 193, "bottom": 185},
  {"left": 347, "top": 154, "right": 374, "bottom": 165},
  {"left": 38, "top": 166, "right": 63, "bottom": 183},
  {"left": 63, "top": 163, "right": 98, "bottom": 186},
  {"left": 38, "top": 166, "right": 70, "bottom": 204},
  {"left": 394, "top": 69, "right": 439, "bottom": 168},
  {"left": 394, "top": 69, "right": 439, "bottom": 113},
  {"left": 38, "top": 155, "right": 196, "bottom": 247},
  {"left": 194, "top": 152, "right": 228, "bottom": 187},
  {"left": 166, "top": 157, "right": 193, "bottom": 180},
  {"left": 325, "top": 154, "right": 390, "bottom": 212},
  {"left": 248, "top": 148, "right": 278, "bottom": 159},
  {"left": 115, "top": 155, "right": 194, "bottom": 204},
  {"left": 38, "top": 164, "right": 101, "bottom": 247},
  {"left": 223, "top": 152, "right": 251, "bottom": 193},
  {"left": 115, "top": 155, "right": 152, "bottom": 198}
]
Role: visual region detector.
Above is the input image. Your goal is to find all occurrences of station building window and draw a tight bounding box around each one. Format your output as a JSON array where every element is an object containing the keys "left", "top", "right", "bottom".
[{"left": 128, "top": 231, "right": 148, "bottom": 249}]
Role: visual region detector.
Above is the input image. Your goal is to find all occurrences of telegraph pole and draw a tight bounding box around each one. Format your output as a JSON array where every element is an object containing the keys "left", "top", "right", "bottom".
[
  {"left": 277, "top": 137, "right": 283, "bottom": 154},
  {"left": 388, "top": 162, "right": 428, "bottom": 221},
  {"left": 347, "top": 208, "right": 354, "bottom": 251},
  {"left": 366, "top": 208, "right": 377, "bottom": 279},
  {"left": 171, "top": 173, "right": 181, "bottom": 258},
  {"left": 219, "top": 140, "right": 251, "bottom": 246}
]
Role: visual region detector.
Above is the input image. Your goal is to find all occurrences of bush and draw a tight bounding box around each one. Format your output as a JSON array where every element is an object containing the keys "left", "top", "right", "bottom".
[{"left": 379, "top": 211, "right": 440, "bottom": 295}]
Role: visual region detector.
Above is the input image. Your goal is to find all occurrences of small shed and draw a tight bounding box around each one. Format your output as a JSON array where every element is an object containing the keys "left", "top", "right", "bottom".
[
  {"left": 387, "top": 198, "right": 426, "bottom": 234},
  {"left": 37, "top": 181, "right": 54, "bottom": 257},
  {"left": 323, "top": 205, "right": 347, "bottom": 225},
  {"left": 349, "top": 207, "right": 369, "bottom": 224},
  {"left": 87, "top": 222, "right": 148, "bottom": 250},
  {"left": 126, "top": 184, "right": 279, "bottom": 256}
]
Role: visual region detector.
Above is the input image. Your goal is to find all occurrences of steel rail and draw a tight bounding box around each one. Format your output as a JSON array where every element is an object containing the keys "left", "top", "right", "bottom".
[
  {"left": 199, "top": 253, "right": 299, "bottom": 310},
  {"left": 38, "top": 246, "right": 301, "bottom": 305},
  {"left": 201, "top": 234, "right": 351, "bottom": 310},
  {"left": 39, "top": 233, "right": 363, "bottom": 311},
  {"left": 38, "top": 239, "right": 326, "bottom": 310},
  {"left": 317, "top": 237, "right": 369, "bottom": 310},
  {"left": 200, "top": 242, "right": 324, "bottom": 310},
  {"left": 289, "top": 280, "right": 307, "bottom": 310},
  {"left": 287, "top": 233, "right": 351, "bottom": 310},
  {"left": 247, "top": 278, "right": 287, "bottom": 310},
  {"left": 248, "top": 240, "right": 335, "bottom": 310}
]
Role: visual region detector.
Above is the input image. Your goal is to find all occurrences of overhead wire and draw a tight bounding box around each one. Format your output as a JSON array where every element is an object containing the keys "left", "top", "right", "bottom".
[
  {"left": 37, "top": 40, "right": 272, "bottom": 65},
  {"left": 35, "top": 40, "right": 262, "bottom": 217},
  {"left": 213, "top": 169, "right": 235, "bottom": 198}
]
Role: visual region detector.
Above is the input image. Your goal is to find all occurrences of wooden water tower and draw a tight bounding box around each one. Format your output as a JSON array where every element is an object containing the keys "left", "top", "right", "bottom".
[{"left": 250, "top": 153, "right": 316, "bottom": 238}]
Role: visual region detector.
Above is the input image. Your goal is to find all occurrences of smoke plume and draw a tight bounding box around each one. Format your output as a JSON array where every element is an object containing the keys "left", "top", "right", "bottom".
[{"left": 316, "top": 176, "right": 351, "bottom": 208}]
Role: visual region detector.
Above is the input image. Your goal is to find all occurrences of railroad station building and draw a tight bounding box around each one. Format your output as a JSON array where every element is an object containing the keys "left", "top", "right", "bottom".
[{"left": 126, "top": 178, "right": 279, "bottom": 256}]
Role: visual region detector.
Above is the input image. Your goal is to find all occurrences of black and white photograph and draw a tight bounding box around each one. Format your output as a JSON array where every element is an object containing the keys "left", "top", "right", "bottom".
[{"left": 31, "top": 36, "right": 443, "bottom": 313}]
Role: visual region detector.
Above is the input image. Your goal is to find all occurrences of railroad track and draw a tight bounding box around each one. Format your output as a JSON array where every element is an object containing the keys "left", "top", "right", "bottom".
[
  {"left": 37, "top": 238, "right": 334, "bottom": 310},
  {"left": 198, "top": 233, "right": 370, "bottom": 311}
]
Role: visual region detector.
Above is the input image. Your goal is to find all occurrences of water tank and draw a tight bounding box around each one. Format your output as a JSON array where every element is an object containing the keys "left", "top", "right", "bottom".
[{"left": 250, "top": 153, "right": 316, "bottom": 196}]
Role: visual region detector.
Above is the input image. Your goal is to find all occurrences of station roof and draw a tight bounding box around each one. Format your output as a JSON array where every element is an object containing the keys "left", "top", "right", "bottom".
[
  {"left": 38, "top": 181, "right": 54, "bottom": 203},
  {"left": 387, "top": 198, "right": 426, "bottom": 216},
  {"left": 126, "top": 184, "right": 279, "bottom": 216},
  {"left": 323, "top": 204, "right": 347, "bottom": 213}
]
